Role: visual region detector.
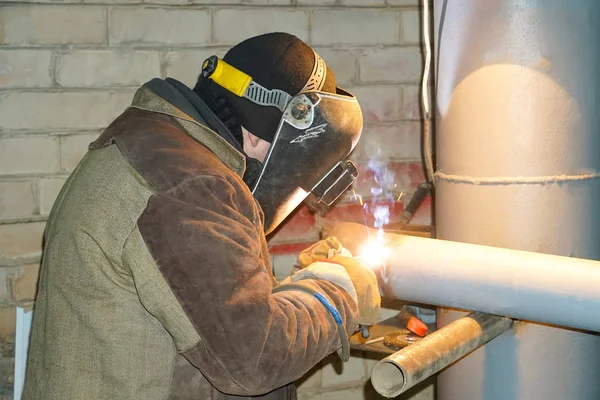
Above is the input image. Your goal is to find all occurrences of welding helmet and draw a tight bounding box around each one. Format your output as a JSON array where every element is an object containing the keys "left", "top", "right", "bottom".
[{"left": 199, "top": 42, "right": 363, "bottom": 234}]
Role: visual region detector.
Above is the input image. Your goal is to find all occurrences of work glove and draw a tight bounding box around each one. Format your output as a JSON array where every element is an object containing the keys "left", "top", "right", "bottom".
[
  {"left": 284, "top": 237, "right": 381, "bottom": 326},
  {"left": 296, "top": 236, "right": 351, "bottom": 269},
  {"left": 323, "top": 255, "right": 381, "bottom": 326}
]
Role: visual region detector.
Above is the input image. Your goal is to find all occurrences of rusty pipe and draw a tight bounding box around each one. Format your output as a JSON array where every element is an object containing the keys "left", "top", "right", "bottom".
[
  {"left": 324, "top": 222, "right": 600, "bottom": 333},
  {"left": 370, "top": 312, "right": 513, "bottom": 397}
]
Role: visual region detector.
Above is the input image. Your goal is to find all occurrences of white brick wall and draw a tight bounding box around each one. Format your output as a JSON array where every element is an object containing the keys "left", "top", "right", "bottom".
[
  {"left": 0, "top": 181, "right": 35, "bottom": 219},
  {"left": 311, "top": 9, "right": 398, "bottom": 45},
  {"left": 214, "top": 8, "right": 309, "bottom": 44},
  {"left": 0, "top": 6, "right": 106, "bottom": 45},
  {"left": 110, "top": 8, "right": 212, "bottom": 45},
  {"left": 60, "top": 133, "right": 103, "bottom": 172},
  {"left": 0, "top": 91, "right": 135, "bottom": 130},
  {"left": 56, "top": 50, "right": 161, "bottom": 87},
  {"left": 0, "top": 1, "right": 431, "bottom": 398},
  {"left": 39, "top": 178, "right": 67, "bottom": 215},
  {"left": 0, "top": 136, "right": 60, "bottom": 174},
  {"left": 0, "top": 50, "right": 53, "bottom": 88}
]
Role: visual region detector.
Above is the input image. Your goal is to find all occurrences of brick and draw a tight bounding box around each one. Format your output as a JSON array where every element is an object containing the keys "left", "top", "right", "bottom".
[
  {"left": 352, "top": 161, "right": 425, "bottom": 198},
  {"left": 402, "top": 85, "right": 422, "bottom": 119},
  {"left": 360, "top": 377, "right": 434, "bottom": 400},
  {"left": 0, "top": 181, "right": 35, "bottom": 219},
  {"left": 39, "top": 178, "right": 66, "bottom": 215},
  {"left": 0, "top": 91, "right": 133, "bottom": 130},
  {"left": 57, "top": 50, "right": 160, "bottom": 87},
  {"left": 350, "top": 86, "right": 402, "bottom": 122},
  {"left": 0, "top": 338, "right": 14, "bottom": 359},
  {"left": 402, "top": 9, "right": 421, "bottom": 44},
  {"left": 359, "top": 47, "right": 423, "bottom": 83},
  {"left": 321, "top": 352, "right": 366, "bottom": 387},
  {"left": 364, "top": 352, "right": 384, "bottom": 380},
  {"left": 213, "top": 9, "right": 308, "bottom": 45},
  {"left": 366, "top": 161, "right": 425, "bottom": 194},
  {"left": 145, "top": 0, "right": 188, "bottom": 4},
  {"left": 350, "top": 121, "right": 421, "bottom": 161},
  {"left": 193, "top": 0, "right": 290, "bottom": 2},
  {"left": 411, "top": 381, "right": 437, "bottom": 400},
  {"left": 0, "top": 307, "right": 16, "bottom": 340},
  {"left": 314, "top": 48, "right": 356, "bottom": 85},
  {"left": 0, "top": 268, "right": 13, "bottom": 303},
  {"left": 60, "top": 133, "right": 99, "bottom": 172},
  {"left": 341, "top": 0, "right": 385, "bottom": 4},
  {"left": 0, "top": 6, "right": 105, "bottom": 45},
  {"left": 164, "top": 49, "right": 228, "bottom": 88},
  {"left": 387, "top": 0, "right": 419, "bottom": 4},
  {"left": 110, "top": 8, "right": 210, "bottom": 45},
  {"left": 0, "top": 222, "right": 45, "bottom": 260},
  {"left": 0, "top": 359, "right": 15, "bottom": 397},
  {"left": 322, "top": 202, "right": 406, "bottom": 230},
  {"left": 83, "top": 0, "right": 138, "bottom": 3},
  {"left": 1, "top": 0, "right": 80, "bottom": 3},
  {"left": 311, "top": 9, "right": 398, "bottom": 46},
  {"left": 298, "top": 387, "right": 366, "bottom": 400},
  {"left": 192, "top": 0, "right": 289, "bottom": 2},
  {"left": 379, "top": 305, "right": 405, "bottom": 321},
  {"left": 0, "top": 136, "right": 59, "bottom": 175},
  {"left": 269, "top": 242, "right": 315, "bottom": 256},
  {"left": 0, "top": 50, "right": 53, "bottom": 88},
  {"left": 11, "top": 263, "right": 40, "bottom": 301},
  {"left": 296, "top": 363, "right": 322, "bottom": 391},
  {"left": 267, "top": 205, "right": 318, "bottom": 245},
  {"left": 297, "top": 0, "right": 334, "bottom": 4},
  {"left": 411, "top": 195, "right": 432, "bottom": 225},
  {"left": 271, "top": 253, "right": 296, "bottom": 281}
]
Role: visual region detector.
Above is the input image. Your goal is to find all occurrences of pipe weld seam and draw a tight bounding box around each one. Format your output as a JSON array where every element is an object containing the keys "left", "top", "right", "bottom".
[{"left": 435, "top": 171, "right": 600, "bottom": 185}]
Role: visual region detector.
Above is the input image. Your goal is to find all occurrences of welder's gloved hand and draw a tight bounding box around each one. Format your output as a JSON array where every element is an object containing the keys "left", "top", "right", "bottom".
[
  {"left": 297, "top": 236, "right": 352, "bottom": 268},
  {"left": 284, "top": 256, "right": 381, "bottom": 327},
  {"left": 327, "top": 255, "right": 381, "bottom": 326}
]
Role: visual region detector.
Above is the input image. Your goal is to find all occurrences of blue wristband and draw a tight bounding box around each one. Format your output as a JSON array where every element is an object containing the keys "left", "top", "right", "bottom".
[
  {"left": 313, "top": 292, "right": 343, "bottom": 325},
  {"left": 271, "top": 283, "right": 350, "bottom": 362}
]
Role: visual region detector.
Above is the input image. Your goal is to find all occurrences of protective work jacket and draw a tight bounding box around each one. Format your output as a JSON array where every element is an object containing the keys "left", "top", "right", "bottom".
[{"left": 23, "top": 78, "right": 358, "bottom": 400}]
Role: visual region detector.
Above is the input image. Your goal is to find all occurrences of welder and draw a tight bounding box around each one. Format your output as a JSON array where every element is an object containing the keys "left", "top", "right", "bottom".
[{"left": 22, "top": 32, "right": 381, "bottom": 400}]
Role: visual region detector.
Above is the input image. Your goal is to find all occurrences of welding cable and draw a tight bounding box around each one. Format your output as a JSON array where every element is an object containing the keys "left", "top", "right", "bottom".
[
  {"left": 272, "top": 283, "right": 350, "bottom": 362},
  {"left": 422, "top": 0, "right": 435, "bottom": 185},
  {"left": 399, "top": 182, "right": 433, "bottom": 224}
]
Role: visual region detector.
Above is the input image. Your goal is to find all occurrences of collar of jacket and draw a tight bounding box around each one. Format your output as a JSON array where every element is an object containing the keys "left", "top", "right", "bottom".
[{"left": 129, "top": 78, "right": 247, "bottom": 178}]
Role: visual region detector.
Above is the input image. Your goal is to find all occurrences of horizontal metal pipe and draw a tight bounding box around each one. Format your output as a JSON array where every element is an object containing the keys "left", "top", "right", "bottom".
[
  {"left": 325, "top": 222, "right": 600, "bottom": 333},
  {"left": 370, "top": 312, "right": 513, "bottom": 397}
]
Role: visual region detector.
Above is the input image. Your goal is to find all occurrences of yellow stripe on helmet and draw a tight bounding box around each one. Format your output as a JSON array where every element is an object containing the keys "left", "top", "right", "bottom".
[{"left": 203, "top": 57, "right": 252, "bottom": 97}]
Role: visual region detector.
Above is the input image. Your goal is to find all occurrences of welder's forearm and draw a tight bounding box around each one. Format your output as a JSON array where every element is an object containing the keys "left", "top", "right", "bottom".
[
  {"left": 183, "top": 279, "right": 358, "bottom": 396},
  {"left": 273, "top": 278, "right": 359, "bottom": 343},
  {"left": 273, "top": 279, "right": 359, "bottom": 337}
]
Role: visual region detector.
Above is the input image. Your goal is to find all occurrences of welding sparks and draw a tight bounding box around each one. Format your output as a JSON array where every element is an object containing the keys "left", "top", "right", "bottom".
[
  {"left": 357, "top": 229, "right": 392, "bottom": 270},
  {"left": 351, "top": 145, "right": 396, "bottom": 273},
  {"left": 351, "top": 189, "right": 363, "bottom": 206}
]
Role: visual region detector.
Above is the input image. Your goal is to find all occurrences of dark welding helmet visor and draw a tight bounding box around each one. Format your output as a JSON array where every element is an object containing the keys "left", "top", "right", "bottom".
[{"left": 201, "top": 55, "right": 363, "bottom": 234}]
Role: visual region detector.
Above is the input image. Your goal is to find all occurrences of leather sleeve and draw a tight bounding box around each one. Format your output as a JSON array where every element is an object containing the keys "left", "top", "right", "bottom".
[{"left": 137, "top": 174, "right": 358, "bottom": 396}]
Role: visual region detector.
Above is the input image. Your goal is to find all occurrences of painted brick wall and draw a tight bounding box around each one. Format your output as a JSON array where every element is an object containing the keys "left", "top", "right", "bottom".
[{"left": 0, "top": 1, "right": 433, "bottom": 398}]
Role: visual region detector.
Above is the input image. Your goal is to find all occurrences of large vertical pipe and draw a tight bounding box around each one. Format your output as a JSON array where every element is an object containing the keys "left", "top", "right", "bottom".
[{"left": 434, "top": 1, "right": 600, "bottom": 399}]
